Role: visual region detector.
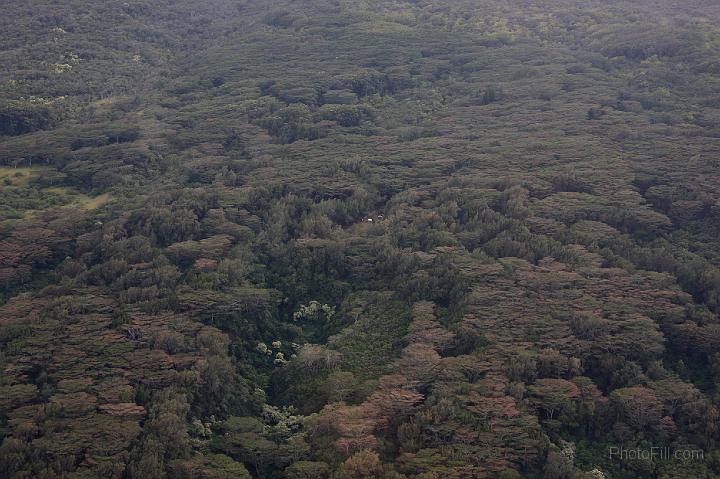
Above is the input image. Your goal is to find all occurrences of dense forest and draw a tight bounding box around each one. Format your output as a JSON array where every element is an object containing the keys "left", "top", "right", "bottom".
[{"left": 2, "top": 0, "right": 720, "bottom": 478}]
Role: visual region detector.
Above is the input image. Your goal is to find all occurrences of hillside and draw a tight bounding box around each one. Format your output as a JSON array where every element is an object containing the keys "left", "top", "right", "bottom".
[{"left": 2, "top": 1, "right": 720, "bottom": 478}]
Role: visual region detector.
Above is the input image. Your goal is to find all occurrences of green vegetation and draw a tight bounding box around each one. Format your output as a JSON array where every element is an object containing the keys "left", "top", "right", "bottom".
[
  {"left": 2, "top": 0, "right": 720, "bottom": 478},
  {"left": 0, "top": 167, "right": 109, "bottom": 220}
]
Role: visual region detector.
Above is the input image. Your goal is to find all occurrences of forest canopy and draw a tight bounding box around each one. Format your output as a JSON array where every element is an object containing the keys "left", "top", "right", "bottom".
[{"left": 2, "top": 1, "right": 720, "bottom": 479}]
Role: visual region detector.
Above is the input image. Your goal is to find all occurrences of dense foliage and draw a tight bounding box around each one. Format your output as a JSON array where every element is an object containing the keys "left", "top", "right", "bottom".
[{"left": 2, "top": 0, "right": 720, "bottom": 478}]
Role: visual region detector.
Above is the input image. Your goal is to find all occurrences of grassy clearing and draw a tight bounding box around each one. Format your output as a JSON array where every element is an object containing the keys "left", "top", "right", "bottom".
[
  {"left": 75, "top": 192, "right": 110, "bottom": 210},
  {"left": 0, "top": 166, "right": 45, "bottom": 187},
  {"left": 0, "top": 175, "right": 111, "bottom": 222},
  {"left": 34, "top": 188, "right": 111, "bottom": 212}
]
